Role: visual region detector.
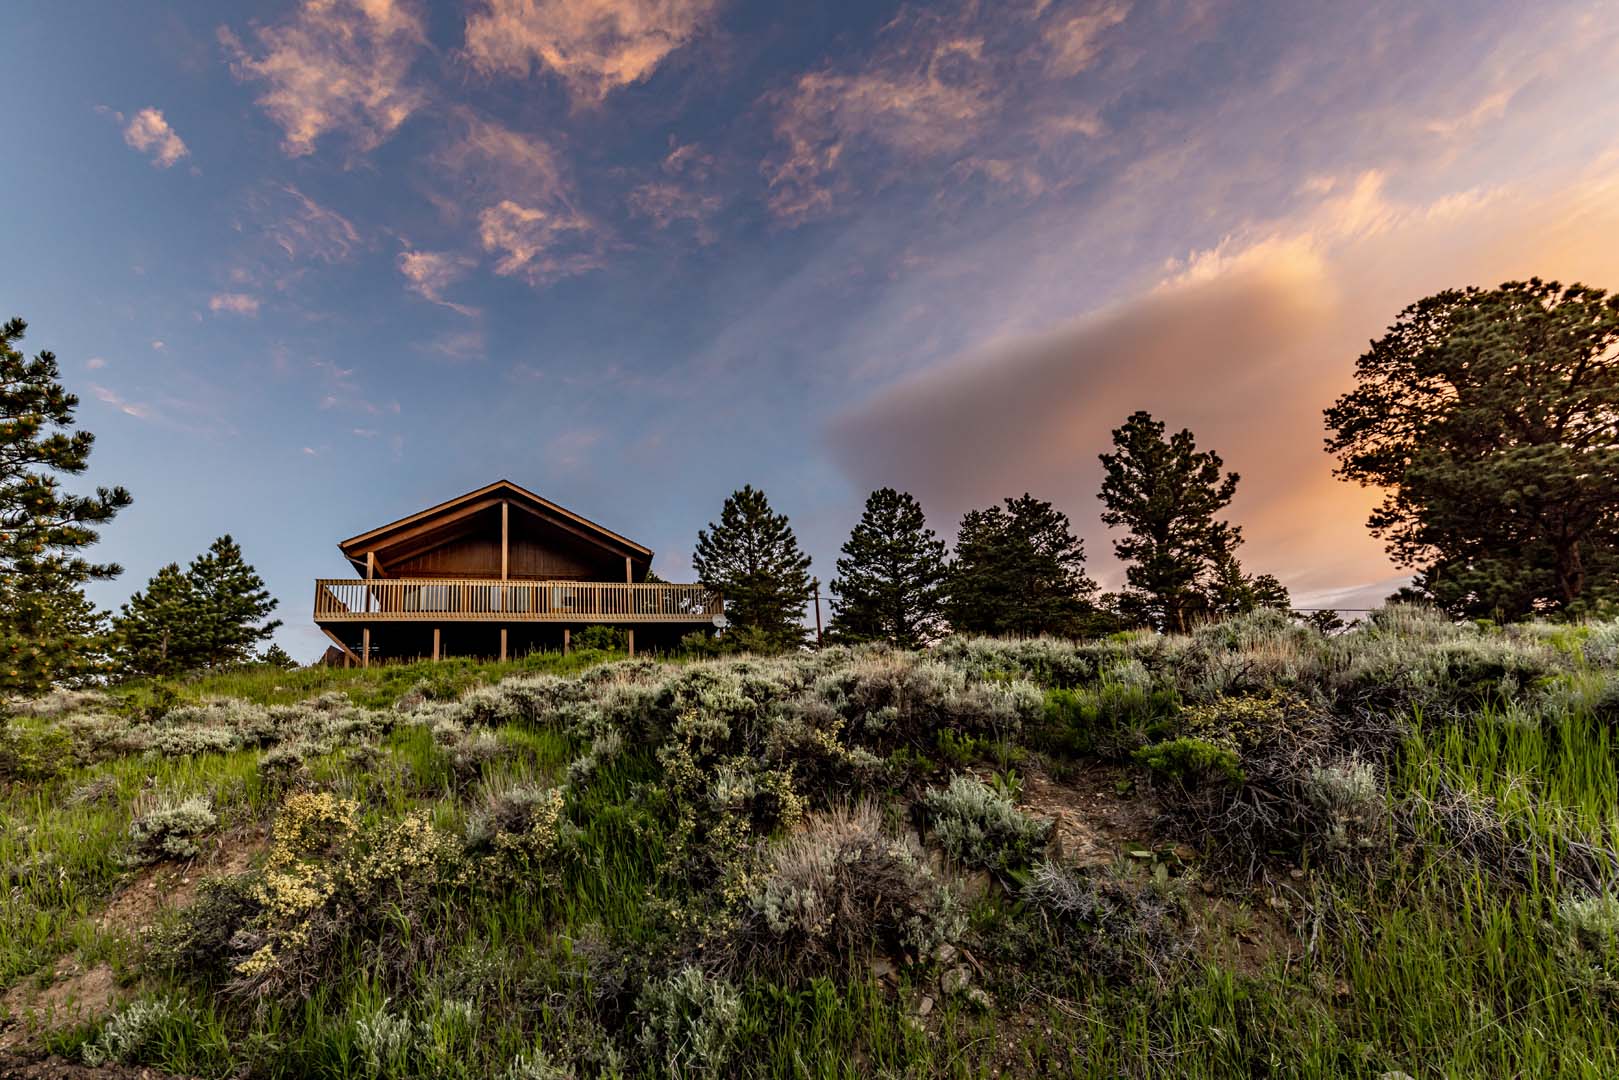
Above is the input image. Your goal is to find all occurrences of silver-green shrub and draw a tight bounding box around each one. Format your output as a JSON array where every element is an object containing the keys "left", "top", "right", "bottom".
[
  {"left": 922, "top": 775, "right": 1053, "bottom": 874},
  {"left": 81, "top": 996, "right": 186, "bottom": 1066},
  {"left": 128, "top": 795, "right": 218, "bottom": 863},
  {"left": 636, "top": 965, "right": 741, "bottom": 1077}
]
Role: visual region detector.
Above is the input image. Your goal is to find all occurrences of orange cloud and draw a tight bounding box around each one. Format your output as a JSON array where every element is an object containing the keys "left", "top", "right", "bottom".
[
  {"left": 828, "top": 159, "right": 1619, "bottom": 597},
  {"left": 123, "top": 108, "right": 189, "bottom": 167},
  {"left": 222, "top": 0, "right": 427, "bottom": 156},
  {"left": 478, "top": 199, "right": 602, "bottom": 284},
  {"left": 397, "top": 250, "right": 478, "bottom": 315},
  {"left": 208, "top": 292, "right": 260, "bottom": 315},
  {"left": 463, "top": 0, "right": 720, "bottom": 103}
]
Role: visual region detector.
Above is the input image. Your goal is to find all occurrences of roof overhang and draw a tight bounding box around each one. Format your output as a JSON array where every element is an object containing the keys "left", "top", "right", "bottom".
[{"left": 338, "top": 480, "right": 654, "bottom": 574}]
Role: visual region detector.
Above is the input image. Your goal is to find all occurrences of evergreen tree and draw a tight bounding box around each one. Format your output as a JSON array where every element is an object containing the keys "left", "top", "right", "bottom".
[
  {"left": 114, "top": 563, "right": 199, "bottom": 677},
  {"left": 946, "top": 494, "right": 1097, "bottom": 637},
  {"left": 1205, "top": 553, "right": 1292, "bottom": 618},
  {"left": 114, "top": 536, "right": 280, "bottom": 676},
  {"left": 693, "top": 485, "right": 814, "bottom": 650},
  {"left": 187, "top": 535, "right": 280, "bottom": 665},
  {"left": 1098, "top": 411, "right": 1241, "bottom": 632},
  {"left": 0, "top": 318, "right": 131, "bottom": 697},
  {"left": 1326, "top": 279, "right": 1619, "bottom": 619},
  {"left": 258, "top": 643, "right": 297, "bottom": 669},
  {"left": 828, "top": 488, "right": 948, "bottom": 647}
]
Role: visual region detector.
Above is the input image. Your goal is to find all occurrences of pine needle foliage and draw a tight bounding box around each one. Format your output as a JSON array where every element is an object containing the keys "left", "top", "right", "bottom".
[
  {"left": 0, "top": 317, "right": 130, "bottom": 697},
  {"left": 828, "top": 487, "right": 947, "bottom": 648},
  {"left": 693, "top": 485, "right": 813, "bottom": 650}
]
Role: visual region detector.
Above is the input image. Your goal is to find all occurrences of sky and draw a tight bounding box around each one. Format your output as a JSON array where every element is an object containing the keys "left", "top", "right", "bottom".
[{"left": 6, "top": 0, "right": 1619, "bottom": 659}]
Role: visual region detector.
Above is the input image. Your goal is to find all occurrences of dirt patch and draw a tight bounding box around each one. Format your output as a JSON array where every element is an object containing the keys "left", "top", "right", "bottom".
[
  {"left": 1013, "top": 763, "right": 1167, "bottom": 867},
  {"left": 0, "top": 962, "right": 115, "bottom": 1053},
  {"left": 0, "top": 1052, "right": 190, "bottom": 1078},
  {"left": 1, "top": 831, "right": 265, "bottom": 1053},
  {"left": 96, "top": 830, "right": 265, "bottom": 937}
]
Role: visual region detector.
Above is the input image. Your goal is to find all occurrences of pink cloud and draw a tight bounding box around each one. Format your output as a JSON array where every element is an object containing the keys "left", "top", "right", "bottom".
[
  {"left": 463, "top": 0, "right": 721, "bottom": 103},
  {"left": 122, "top": 108, "right": 190, "bottom": 167},
  {"left": 222, "top": 0, "right": 428, "bottom": 156},
  {"left": 398, "top": 250, "right": 478, "bottom": 315},
  {"left": 208, "top": 292, "right": 261, "bottom": 316},
  {"left": 477, "top": 200, "right": 603, "bottom": 284}
]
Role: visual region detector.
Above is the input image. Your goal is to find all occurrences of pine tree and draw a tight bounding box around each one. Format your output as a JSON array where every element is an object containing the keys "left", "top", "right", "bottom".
[
  {"left": 114, "top": 537, "right": 280, "bottom": 676},
  {"left": 828, "top": 488, "right": 948, "bottom": 647},
  {"left": 1205, "top": 553, "right": 1292, "bottom": 618},
  {"left": 945, "top": 494, "right": 1096, "bottom": 637},
  {"left": 1098, "top": 411, "right": 1241, "bottom": 632},
  {"left": 1326, "top": 279, "right": 1619, "bottom": 618},
  {"left": 187, "top": 535, "right": 280, "bottom": 666},
  {"left": 0, "top": 318, "right": 131, "bottom": 697},
  {"left": 114, "top": 563, "right": 198, "bottom": 677},
  {"left": 693, "top": 485, "right": 814, "bottom": 650}
]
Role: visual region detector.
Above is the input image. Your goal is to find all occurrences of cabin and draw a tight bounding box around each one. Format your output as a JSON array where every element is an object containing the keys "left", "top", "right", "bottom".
[{"left": 313, "top": 480, "right": 723, "bottom": 665}]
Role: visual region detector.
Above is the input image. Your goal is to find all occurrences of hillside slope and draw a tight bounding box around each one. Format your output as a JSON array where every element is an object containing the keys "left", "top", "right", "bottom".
[{"left": 4, "top": 608, "right": 1619, "bottom": 1078}]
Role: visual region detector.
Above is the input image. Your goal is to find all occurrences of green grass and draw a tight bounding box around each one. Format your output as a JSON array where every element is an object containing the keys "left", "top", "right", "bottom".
[{"left": 9, "top": 615, "right": 1619, "bottom": 1077}]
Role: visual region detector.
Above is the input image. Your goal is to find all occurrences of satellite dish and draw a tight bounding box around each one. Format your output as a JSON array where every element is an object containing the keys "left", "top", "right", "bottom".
[{"left": 712, "top": 614, "right": 729, "bottom": 629}]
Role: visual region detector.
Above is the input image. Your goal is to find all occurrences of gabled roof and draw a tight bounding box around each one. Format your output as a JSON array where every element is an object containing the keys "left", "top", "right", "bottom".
[{"left": 338, "top": 480, "right": 653, "bottom": 570}]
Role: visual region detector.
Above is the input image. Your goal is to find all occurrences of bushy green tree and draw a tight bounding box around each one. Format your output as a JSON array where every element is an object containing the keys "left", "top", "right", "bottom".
[
  {"left": 945, "top": 494, "right": 1096, "bottom": 637},
  {"left": 114, "top": 536, "right": 280, "bottom": 676},
  {"left": 1098, "top": 411, "right": 1241, "bottom": 632},
  {"left": 693, "top": 485, "right": 813, "bottom": 650},
  {"left": 1326, "top": 279, "right": 1619, "bottom": 619},
  {"left": 0, "top": 318, "right": 130, "bottom": 697},
  {"left": 1205, "top": 553, "right": 1291, "bottom": 618},
  {"left": 828, "top": 488, "right": 948, "bottom": 647}
]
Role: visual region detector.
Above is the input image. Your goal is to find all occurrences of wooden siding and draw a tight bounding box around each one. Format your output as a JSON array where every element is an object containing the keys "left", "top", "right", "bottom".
[{"left": 315, "top": 579, "right": 722, "bottom": 623}]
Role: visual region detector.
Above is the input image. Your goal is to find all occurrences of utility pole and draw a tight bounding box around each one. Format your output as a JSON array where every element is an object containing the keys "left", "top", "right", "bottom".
[{"left": 812, "top": 578, "right": 823, "bottom": 647}]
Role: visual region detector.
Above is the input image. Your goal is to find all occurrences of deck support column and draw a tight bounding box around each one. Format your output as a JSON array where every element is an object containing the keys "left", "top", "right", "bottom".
[
  {"left": 433, "top": 627, "right": 440, "bottom": 662},
  {"left": 627, "top": 629, "right": 634, "bottom": 658},
  {"left": 362, "top": 627, "right": 370, "bottom": 669},
  {"left": 625, "top": 556, "right": 633, "bottom": 583},
  {"left": 500, "top": 627, "right": 508, "bottom": 662},
  {"left": 563, "top": 628, "right": 570, "bottom": 656}
]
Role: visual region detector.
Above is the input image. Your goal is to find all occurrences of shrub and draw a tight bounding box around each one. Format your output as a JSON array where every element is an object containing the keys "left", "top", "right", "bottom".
[
  {"left": 921, "top": 775, "right": 1052, "bottom": 875},
  {"left": 575, "top": 625, "right": 627, "bottom": 651},
  {"left": 635, "top": 965, "right": 741, "bottom": 1077},
  {"left": 1303, "top": 756, "right": 1384, "bottom": 857},
  {"left": 354, "top": 1001, "right": 416, "bottom": 1079},
  {"left": 1038, "top": 680, "right": 1179, "bottom": 758},
  {"left": 81, "top": 996, "right": 187, "bottom": 1067},
  {"left": 0, "top": 720, "right": 74, "bottom": 784},
  {"left": 1021, "top": 861, "right": 1190, "bottom": 984},
  {"left": 744, "top": 802, "right": 963, "bottom": 976},
  {"left": 128, "top": 795, "right": 218, "bottom": 863},
  {"left": 1133, "top": 737, "right": 1245, "bottom": 786},
  {"left": 464, "top": 783, "right": 568, "bottom": 888}
]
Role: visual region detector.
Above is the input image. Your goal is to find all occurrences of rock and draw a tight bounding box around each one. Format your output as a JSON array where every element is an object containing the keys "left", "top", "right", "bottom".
[
  {"left": 934, "top": 943, "right": 958, "bottom": 966},
  {"left": 1378, "top": 1073, "right": 1416, "bottom": 1080},
  {"left": 916, "top": 995, "right": 934, "bottom": 1018},
  {"left": 869, "top": 957, "right": 898, "bottom": 984},
  {"left": 941, "top": 966, "right": 973, "bottom": 995},
  {"left": 965, "top": 987, "right": 993, "bottom": 1010}
]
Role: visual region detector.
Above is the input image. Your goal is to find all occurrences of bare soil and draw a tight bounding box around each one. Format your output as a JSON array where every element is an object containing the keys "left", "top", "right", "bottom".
[{"left": 0, "top": 1052, "right": 190, "bottom": 1079}]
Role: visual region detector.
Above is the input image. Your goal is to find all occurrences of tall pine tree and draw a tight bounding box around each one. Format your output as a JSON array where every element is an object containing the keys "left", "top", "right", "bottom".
[
  {"left": 1098, "top": 411, "right": 1241, "bottom": 632},
  {"left": 945, "top": 494, "right": 1096, "bottom": 637},
  {"left": 114, "top": 536, "right": 280, "bottom": 676},
  {"left": 693, "top": 485, "right": 814, "bottom": 650},
  {"left": 0, "top": 318, "right": 131, "bottom": 697},
  {"left": 828, "top": 488, "right": 948, "bottom": 647}
]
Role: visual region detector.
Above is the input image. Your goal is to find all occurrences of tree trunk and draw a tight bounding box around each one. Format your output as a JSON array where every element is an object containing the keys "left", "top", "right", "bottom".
[{"left": 1554, "top": 534, "right": 1586, "bottom": 608}]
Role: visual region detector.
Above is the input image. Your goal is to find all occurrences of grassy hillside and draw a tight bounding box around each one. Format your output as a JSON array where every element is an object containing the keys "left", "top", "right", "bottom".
[{"left": 4, "top": 608, "right": 1619, "bottom": 1078}]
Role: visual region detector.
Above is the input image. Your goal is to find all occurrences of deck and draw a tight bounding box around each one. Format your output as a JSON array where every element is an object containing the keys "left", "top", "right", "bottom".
[{"left": 314, "top": 578, "right": 723, "bottom": 624}]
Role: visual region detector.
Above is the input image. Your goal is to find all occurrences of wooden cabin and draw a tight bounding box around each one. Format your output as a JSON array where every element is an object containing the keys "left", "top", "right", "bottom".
[{"left": 313, "top": 480, "right": 722, "bottom": 665}]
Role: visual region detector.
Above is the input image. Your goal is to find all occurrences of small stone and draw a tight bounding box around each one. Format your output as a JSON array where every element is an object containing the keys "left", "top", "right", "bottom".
[
  {"left": 965, "top": 987, "right": 992, "bottom": 1010},
  {"left": 870, "top": 957, "right": 898, "bottom": 983},
  {"left": 941, "top": 965, "right": 973, "bottom": 995},
  {"left": 934, "top": 943, "right": 958, "bottom": 966},
  {"left": 916, "top": 995, "right": 934, "bottom": 1017}
]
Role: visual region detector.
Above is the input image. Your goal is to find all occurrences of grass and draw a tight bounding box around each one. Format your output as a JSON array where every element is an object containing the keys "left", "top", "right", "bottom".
[{"left": 5, "top": 609, "right": 1619, "bottom": 1077}]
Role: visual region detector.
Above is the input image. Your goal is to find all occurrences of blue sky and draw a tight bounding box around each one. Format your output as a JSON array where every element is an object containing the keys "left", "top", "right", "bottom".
[{"left": 6, "top": 0, "right": 1619, "bottom": 657}]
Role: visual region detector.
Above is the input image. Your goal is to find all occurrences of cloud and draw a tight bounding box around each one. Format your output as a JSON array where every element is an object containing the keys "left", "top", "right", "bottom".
[
  {"left": 208, "top": 292, "right": 261, "bottom": 315},
  {"left": 478, "top": 200, "right": 603, "bottom": 284},
  {"left": 86, "top": 356, "right": 107, "bottom": 370},
  {"left": 253, "top": 185, "right": 362, "bottom": 263},
  {"left": 222, "top": 0, "right": 428, "bottom": 156},
  {"left": 628, "top": 140, "right": 723, "bottom": 239},
  {"left": 91, "top": 384, "right": 154, "bottom": 420},
  {"left": 122, "top": 108, "right": 190, "bottom": 167},
  {"left": 827, "top": 162, "right": 1619, "bottom": 597},
  {"left": 762, "top": 0, "right": 1129, "bottom": 221},
  {"left": 398, "top": 250, "right": 478, "bottom": 315},
  {"left": 463, "top": 0, "right": 720, "bottom": 103}
]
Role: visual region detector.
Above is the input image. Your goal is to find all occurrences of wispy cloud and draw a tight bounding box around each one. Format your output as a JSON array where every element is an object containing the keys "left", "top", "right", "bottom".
[
  {"left": 628, "top": 140, "right": 723, "bottom": 239},
  {"left": 122, "top": 107, "right": 190, "bottom": 167},
  {"left": 463, "top": 0, "right": 721, "bottom": 103},
  {"left": 762, "top": 1, "right": 1128, "bottom": 221},
  {"left": 91, "top": 384, "right": 154, "bottom": 420},
  {"left": 208, "top": 292, "right": 261, "bottom": 316},
  {"left": 398, "top": 250, "right": 478, "bottom": 315},
  {"left": 222, "top": 0, "right": 428, "bottom": 156},
  {"left": 478, "top": 200, "right": 603, "bottom": 284},
  {"left": 252, "top": 185, "right": 362, "bottom": 264}
]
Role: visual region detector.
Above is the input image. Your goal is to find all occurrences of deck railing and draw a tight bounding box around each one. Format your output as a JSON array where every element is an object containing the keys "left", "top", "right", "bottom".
[{"left": 314, "top": 578, "right": 722, "bottom": 623}]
